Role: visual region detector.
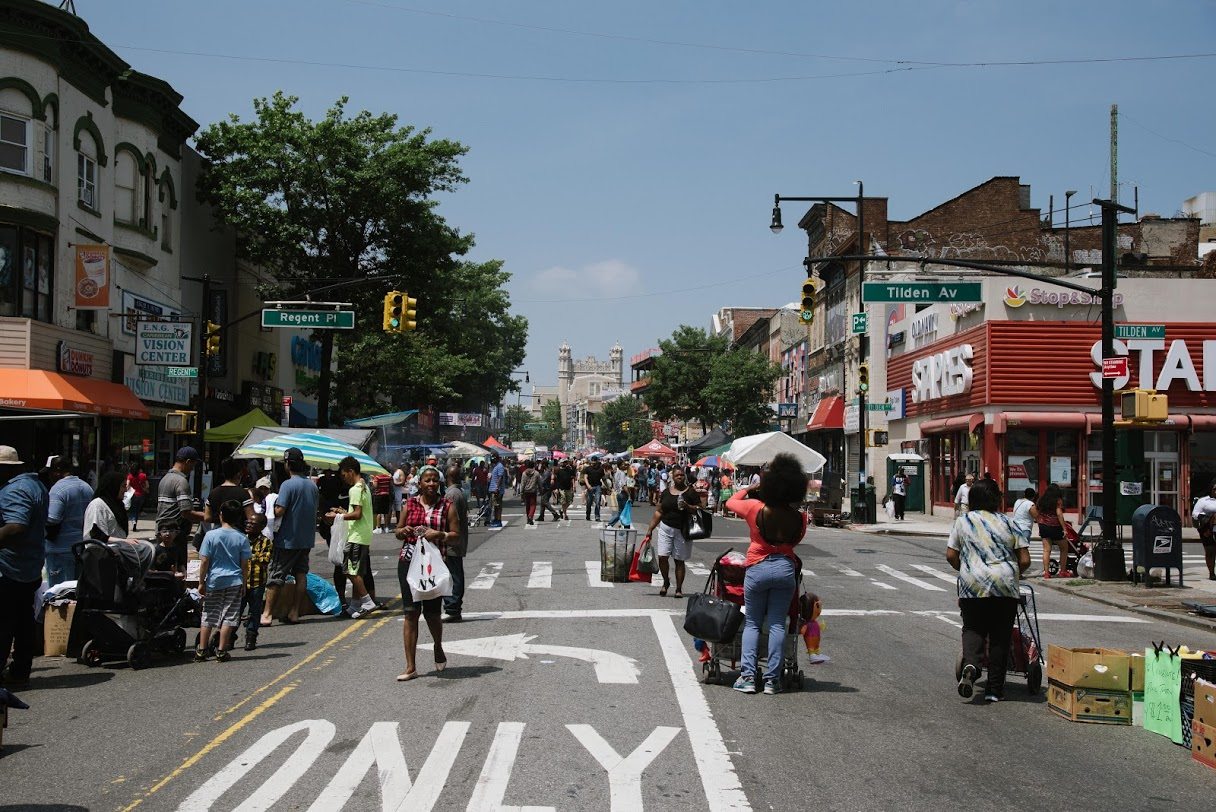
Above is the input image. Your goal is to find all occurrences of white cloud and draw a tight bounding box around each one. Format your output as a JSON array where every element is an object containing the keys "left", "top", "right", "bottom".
[{"left": 530, "top": 260, "right": 640, "bottom": 298}]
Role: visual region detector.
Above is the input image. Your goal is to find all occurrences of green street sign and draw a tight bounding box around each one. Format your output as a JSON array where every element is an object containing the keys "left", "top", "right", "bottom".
[
  {"left": 851, "top": 312, "right": 868, "bottom": 334},
  {"left": 1114, "top": 324, "right": 1165, "bottom": 340},
  {"left": 524, "top": 423, "right": 546, "bottom": 431},
  {"left": 867, "top": 402, "right": 892, "bottom": 412},
  {"left": 165, "top": 366, "right": 198, "bottom": 378},
  {"left": 862, "top": 282, "right": 982, "bottom": 303},
  {"left": 261, "top": 309, "right": 355, "bottom": 329}
]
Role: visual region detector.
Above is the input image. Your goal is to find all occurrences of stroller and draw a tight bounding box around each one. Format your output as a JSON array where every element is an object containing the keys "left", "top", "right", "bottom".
[
  {"left": 73, "top": 540, "right": 199, "bottom": 670},
  {"left": 954, "top": 583, "right": 1045, "bottom": 694},
  {"left": 469, "top": 497, "right": 494, "bottom": 528},
  {"left": 1046, "top": 522, "right": 1092, "bottom": 577},
  {"left": 701, "top": 550, "right": 807, "bottom": 691}
]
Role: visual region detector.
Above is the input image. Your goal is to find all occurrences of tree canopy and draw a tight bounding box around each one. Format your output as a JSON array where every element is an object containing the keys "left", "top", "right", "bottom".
[
  {"left": 530, "top": 399, "right": 565, "bottom": 450},
  {"left": 593, "top": 395, "right": 653, "bottom": 452},
  {"left": 194, "top": 92, "right": 525, "bottom": 421}
]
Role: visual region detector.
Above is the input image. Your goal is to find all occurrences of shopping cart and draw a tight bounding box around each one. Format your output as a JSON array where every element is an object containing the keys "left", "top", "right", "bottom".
[{"left": 954, "top": 582, "right": 1045, "bottom": 694}]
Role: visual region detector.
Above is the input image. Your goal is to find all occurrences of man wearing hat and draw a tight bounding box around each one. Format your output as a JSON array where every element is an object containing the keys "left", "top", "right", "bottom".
[
  {"left": 260, "top": 447, "right": 318, "bottom": 626},
  {"left": 0, "top": 446, "right": 49, "bottom": 688},
  {"left": 155, "top": 446, "right": 205, "bottom": 573}
]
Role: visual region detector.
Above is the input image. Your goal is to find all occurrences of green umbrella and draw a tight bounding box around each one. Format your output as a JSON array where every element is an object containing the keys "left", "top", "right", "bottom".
[{"left": 235, "top": 432, "right": 389, "bottom": 475}]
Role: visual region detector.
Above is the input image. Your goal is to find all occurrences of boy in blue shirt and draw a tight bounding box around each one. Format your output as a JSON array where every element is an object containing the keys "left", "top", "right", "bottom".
[{"left": 197, "top": 500, "right": 252, "bottom": 662}]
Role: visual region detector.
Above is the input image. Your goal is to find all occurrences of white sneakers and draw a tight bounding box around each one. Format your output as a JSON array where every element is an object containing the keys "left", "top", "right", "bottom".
[{"left": 350, "top": 596, "right": 377, "bottom": 619}]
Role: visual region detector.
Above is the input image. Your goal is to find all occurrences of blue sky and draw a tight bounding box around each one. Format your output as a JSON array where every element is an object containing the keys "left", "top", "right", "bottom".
[{"left": 78, "top": 0, "right": 1215, "bottom": 387}]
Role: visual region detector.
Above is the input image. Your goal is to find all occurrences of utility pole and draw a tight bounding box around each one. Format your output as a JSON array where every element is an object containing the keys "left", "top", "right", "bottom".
[
  {"left": 856, "top": 181, "right": 868, "bottom": 510},
  {"left": 1110, "top": 104, "right": 1119, "bottom": 204},
  {"left": 317, "top": 332, "right": 334, "bottom": 428},
  {"left": 192, "top": 273, "right": 210, "bottom": 497}
]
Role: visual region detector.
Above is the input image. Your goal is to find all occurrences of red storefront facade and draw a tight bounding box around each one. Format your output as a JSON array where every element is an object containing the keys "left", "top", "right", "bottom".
[{"left": 888, "top": 321, "right": 1216, "bottom": 518}]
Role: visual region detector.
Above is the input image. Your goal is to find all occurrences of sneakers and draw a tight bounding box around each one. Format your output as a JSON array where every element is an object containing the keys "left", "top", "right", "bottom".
[
  {"left": 351, "top": 597, "right": 377, "bottom": 619},
  {"left": 216, "top": 650, "right": 232, "bottom": 663},
  {"left": 732, "top": 675, "right": 757, "bottom": 694},
  {"left": 984, "top": 694, "right": 1001, "bottom": 703},
  {"left": 763, "top": 682, "right": 783, "bottom": 695},
  {"left": 958, "top": 664, "right": 978, "bottom": 698},
  {"left": 244, "top": 633, "right": 258, "bottom": 652},
  {"left": 443, "top": 613, "right": 463, "bottom": 623},
  {"left": 194, "top": 648, "right": 210, "bottom": 663},
  {"left": 1058, "top": 570, "right": 1075, "bottom": 579}
]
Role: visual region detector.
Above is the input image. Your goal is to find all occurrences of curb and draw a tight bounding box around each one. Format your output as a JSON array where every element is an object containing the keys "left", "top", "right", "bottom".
[
  {"left": 1036, "top": 579, "right": 1216, "bottom": 635},
  {"left": 853, "top": 527, "right": 950, "bottom": 539}
]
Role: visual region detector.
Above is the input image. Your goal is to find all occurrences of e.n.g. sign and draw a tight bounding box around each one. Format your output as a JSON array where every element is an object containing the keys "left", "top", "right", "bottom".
[{"left": 136, "top": 321, "right": 193, "bottom": 367}]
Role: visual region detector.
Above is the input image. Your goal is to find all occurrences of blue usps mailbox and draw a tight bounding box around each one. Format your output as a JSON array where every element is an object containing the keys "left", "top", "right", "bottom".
[{"left": 1130, "top": 504, "right": 1184, "bottom": 587}]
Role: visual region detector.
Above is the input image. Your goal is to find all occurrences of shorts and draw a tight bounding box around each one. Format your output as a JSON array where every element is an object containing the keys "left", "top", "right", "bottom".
[
  {"left": 654, "top": 522, "right": 692, "bottom": 561},
  {"left": 201, "top": 584, "right": 243, "bottom": 628},
  {"left": 373, "top": 494, "right": 392, "bottom": 515},
  {"left": 343, "top": 542, "right": 370, "bottom": 577},
  {"left": 1039, "top": 523, "right": 1065, "bottom": 543},
  {"left": 267, "top": 547, "right": 311, "bottom": 586},
  {"left": 393, "top": 490, "right": 404, "bottom": 512},
  {"left": 397, "top": 547, "right": 443, "bottom": 616},
  {"left": 560, "top": 489, "right": 573, "bottom": 509}
]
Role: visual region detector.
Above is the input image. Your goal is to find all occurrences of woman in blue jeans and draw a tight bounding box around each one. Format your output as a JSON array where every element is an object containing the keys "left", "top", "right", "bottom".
[{"left": 724, "top": 453, "right": 808, "bottom": 695}]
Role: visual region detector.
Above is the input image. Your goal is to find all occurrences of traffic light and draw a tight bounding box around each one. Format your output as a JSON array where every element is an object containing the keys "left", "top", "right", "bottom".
[
  {"left": 857, "top": 362, "right": 870, "bottom": 394},
  {"left": 165, "top": 411, "right": 197, "bottom": 433},
  {"left": 204, "top": 321, "right": 221, "bottom": 358},
  {"left": 621, "top": 420, "right": 631, "bottom": 432},
  {"left": 383, "top": 291, "right": 404, "bottom": 332},
  {"left": 402, "top": 293, "right": 418, "bottom": 331},
  {"left": 1120, "top": 389, "right": 1168, "bottom": 422},
  {"left": 869, "top": 429, "right": 889, "bottom": 446},
  {"left": 799, "top": 277, "right": 816, "bottom": 324}
]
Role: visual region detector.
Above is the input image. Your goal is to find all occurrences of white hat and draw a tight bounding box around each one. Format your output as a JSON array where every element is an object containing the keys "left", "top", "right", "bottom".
[
  {"left": 255, "top": 475, "right": 273, "bottom": 489},
  {"left": 0, "top": 446, "right": 24, "bottom": 465}
]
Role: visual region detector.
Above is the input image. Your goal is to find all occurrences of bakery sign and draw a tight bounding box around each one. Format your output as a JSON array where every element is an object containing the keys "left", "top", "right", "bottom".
[{"left": 56, "top": 341, "right": 94, "bottom": 376}]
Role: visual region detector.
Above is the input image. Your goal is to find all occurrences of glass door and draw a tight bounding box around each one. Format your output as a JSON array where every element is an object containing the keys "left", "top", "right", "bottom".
[{"left": 1153, "top": 458, "right": 1179, "bottom": 508}]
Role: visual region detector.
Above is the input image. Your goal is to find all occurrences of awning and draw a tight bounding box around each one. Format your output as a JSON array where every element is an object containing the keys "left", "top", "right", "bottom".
[
  {"left": 995, "top": 412, "right": 1089, "bottom": 433},
  {"left": 0, "top": 369, "right": 148, "bottom": 419},
  {"left": 1189, "top": 415, "right": 1216, "bottom": 431},
  {"left": 887, "top": 452, "right": 925, "bottom": 462},
  {"left": 919, "top": 413, "right": 984, "bottom": 436},
  {"left": 805, "top": 396, "right": 844, "bottom": 432},
  {"left": 205, "top": 407, "right": 277, "bottom": 444},
  {"left": 344, "top": 409, "right": 419, "bottom": 428}
]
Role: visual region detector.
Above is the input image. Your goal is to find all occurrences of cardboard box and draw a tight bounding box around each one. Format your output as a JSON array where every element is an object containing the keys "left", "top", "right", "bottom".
[
  {"left": 1047, "top": 645, "right": 1132, "bottom": 691},
  {"left": 1048, "top": 680, "right": 1133, "bottom": 724},
  {"left": 43, "top": 600, "right": 77, "bottom": 657},
  {"left": 1194, "top": 679, "right": 1216, "bottom": 728},
  {"left": 1130, "top": 653, "right": 1145, "bottom": 693},
  {"left": 1193, "top": 720, "right": 1216, "bottom": 770}
]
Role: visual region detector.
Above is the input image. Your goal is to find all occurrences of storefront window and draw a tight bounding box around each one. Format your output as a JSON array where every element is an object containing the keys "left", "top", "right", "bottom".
[
  {"left": 0, "top": 225, "right": 16, "bottom": 316},
  {"left": 1190, "top": 434, "right": 1216, "bottom": 513},
  {"left": 0, "top": 225, "right": 53, "bottom": 322},
  {"left": 1005, "top": 429, "right": 1038, "bottom": 506},
  {"left": 1047, "top": 430, "right": 1079, "bottom": 510}
]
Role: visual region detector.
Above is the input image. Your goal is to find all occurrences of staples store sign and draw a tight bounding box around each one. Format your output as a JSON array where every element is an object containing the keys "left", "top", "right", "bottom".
[
  {"left": 1091, "top": 339, "right": 1216, "bottom": 391},
  {"left": 911, "top": 343, "right": 974, "bottom": 403}
]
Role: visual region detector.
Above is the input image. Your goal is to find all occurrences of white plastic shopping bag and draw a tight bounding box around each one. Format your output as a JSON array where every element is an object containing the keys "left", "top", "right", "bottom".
[
  {"left": 122, "top": 487, "right": 135, "bottom": 510},
  {"left": 406, "top": 538, "right": 453, "bottom": 600},
  {"left": 327, "top": 516, "right": 347, "bottom": 566}
]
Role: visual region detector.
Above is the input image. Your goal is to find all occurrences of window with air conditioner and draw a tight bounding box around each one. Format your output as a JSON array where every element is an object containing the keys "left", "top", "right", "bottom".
[
  {"left": 78, "top": 152, "right": 97, "bottom": 209},
  {"left": 0, "top": 113, "right": 29, "bottom": 174}
]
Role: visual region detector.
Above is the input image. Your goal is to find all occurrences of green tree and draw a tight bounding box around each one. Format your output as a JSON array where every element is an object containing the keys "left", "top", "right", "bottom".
[
  {"left": 704, "top": 350, "right": 784, "bottom": 435},
  {"left": 502, "top": 404, "right": 534, "bottom": 446},
  {"left": 594, "top": 396, "right": 652, "bottom": 451},
  {"left": 531, "top": 398, "right": 565, "bottom": 450},
  {"left": 194, "top": 92, "right": 525, "bottom": 423},
  {"left": 643, "top": 326, "right": 729, "bottom": 432}
]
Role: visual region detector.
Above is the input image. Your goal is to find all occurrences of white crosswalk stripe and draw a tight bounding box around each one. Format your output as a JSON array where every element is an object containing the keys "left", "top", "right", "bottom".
[
  {"left": 527, "top": 561, "right": 552, "bottom": 589},
  {"left": 585, "top": 561, "right": 613, "bottom": 587},
  {"left": 869, "top": 579, "right": 897, "bottom": 591},
  {"left": 469, "top": 562, "right": 503, "bottom": 590},
  {"left": 875, "top": 564, "right": 946, "bottom": 592},
  {"left": 910, "top": 564, "right": 959, "bottom": 584},
  {"left": 833, "top": 564, "right": 864, "bottom": 577},
  {"left": 801, "top": 568, "right": 817, "bottom": 579},
  {"left": 689, "top": 564, "right": 712, "bottom": 577}
]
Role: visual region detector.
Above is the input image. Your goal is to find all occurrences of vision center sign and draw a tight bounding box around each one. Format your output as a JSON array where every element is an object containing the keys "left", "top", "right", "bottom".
[{"left": 136, "top": 321, "right": 193, "bottom": 367}]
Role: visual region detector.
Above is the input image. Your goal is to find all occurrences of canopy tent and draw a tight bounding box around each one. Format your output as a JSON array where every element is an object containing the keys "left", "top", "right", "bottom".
[
  {"left": 702, "top": 442, "right": 732, "bottom": 458},
  {"left": 204, "top": 407, "right": 278, "bottom": 444},
  {"left": 483, "top": 435, "right": 510, "bottom": 450},
  {"left": 634, "top": 440, "right": 677, "bottom": 459},
  {"left": 686, "top": 428, "right": 732, "bottom": 455},
  {"left": 344, "top": 409, "right": 419, "bottom": 428},
  {"left": 724, "top": 431, "right": 826, "bottom": 474},
  {"left": 235, "top": 432, "right": 389, "bottom": 476},
  {"left": 693, "top": 455, "right": 734, "bottom": 470},
  {"left": 444, "top": 440, "right": 494, "bottom": 457}
]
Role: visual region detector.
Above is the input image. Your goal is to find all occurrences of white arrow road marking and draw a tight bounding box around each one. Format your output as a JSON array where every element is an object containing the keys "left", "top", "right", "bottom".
[
  {"left": 876, "top": 564, "right": 946, "bottom": 592},
  {"left": 567, "top": 724, "right": 681, "bottom": 812},
  {"left": 910, "top": 564, "right": 958, "bottom": 584},
  {"left": 1036, "top": 613, "right": 1150, "bottom": 623},
  {"left": 443, "top": 633, "right": 640, "bottom": 683},
  {"left": 586, "top": 561, "right": 614, "bottom": 587},
  {"left": 801, "top": 568, "right": 817, "bottom": 579},
  {"left": 912, "top": 610, "right": 963, "bottom": 629},
  {"left": 469, "top": 562, "right": 503, "bottom": 590},
  {"left": 869, "top": 579, "right": 897, "bottom": 591},
  {"left": 527, "top": 561, "right": 552, "bottom": 589},
  {"left": 467, "top": 722, "right": 555, "bottom": 812},
  {"left": 688, "top": 563, "right": 712, "bottom": 577},
  {"left": 833, "top": 564, "right": 864, "bottom": 577}
]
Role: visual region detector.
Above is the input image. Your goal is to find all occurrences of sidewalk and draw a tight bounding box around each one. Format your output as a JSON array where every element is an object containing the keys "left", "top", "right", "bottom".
[{"left": 852, "top": 510, "right": 1216, "bottom": 633}]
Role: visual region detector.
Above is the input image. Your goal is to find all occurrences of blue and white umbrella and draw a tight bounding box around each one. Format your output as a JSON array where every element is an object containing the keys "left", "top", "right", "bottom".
[{"left": 235, "top": 432, "right": 389, "bottom": 475}]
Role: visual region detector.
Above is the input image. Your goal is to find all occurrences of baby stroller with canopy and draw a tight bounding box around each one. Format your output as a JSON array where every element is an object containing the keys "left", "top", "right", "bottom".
[{"left": 73, "top": 540, "right": 199, "bottom": 670}]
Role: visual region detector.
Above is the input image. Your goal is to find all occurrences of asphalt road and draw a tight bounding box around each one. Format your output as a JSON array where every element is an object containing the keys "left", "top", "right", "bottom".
[{"left": 5, "top": 492, "right": 1216, "bottom": 811}]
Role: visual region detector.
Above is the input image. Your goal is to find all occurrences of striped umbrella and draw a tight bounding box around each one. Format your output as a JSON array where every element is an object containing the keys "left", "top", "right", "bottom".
[{"left": 235, "top": 432, "right": 389, "bottom": 475}]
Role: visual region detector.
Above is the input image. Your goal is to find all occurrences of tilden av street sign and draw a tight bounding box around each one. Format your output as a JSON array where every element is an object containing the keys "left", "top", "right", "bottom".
[
  {"left": 1114, "top": 324, "right": 1165, "bottom": 340},
  {"left": 862, "top": 282, "right": 982, "bottom": 303},
  {"left": 261, "top": 309, "right": 355, "bottom": 329}
]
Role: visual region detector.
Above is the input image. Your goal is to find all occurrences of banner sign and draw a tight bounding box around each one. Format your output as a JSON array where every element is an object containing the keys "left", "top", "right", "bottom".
[
  {"left": 136, "top": 321, "right": 193, "bottom": 367},
  {"left": 121, "top": 290, "right": 181, "bottom": 335},
  {"left": 439, "top": 412, "right": 483, "bottom": 427},
  {"left": 74, "top": 244, "right": 110, "bottom": 310}
]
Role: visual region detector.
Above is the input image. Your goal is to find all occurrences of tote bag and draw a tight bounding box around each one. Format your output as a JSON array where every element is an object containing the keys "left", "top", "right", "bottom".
[
  {"left": 406, "top": 538, "right": 453, "bottom": 600},
  {"left": 683, "top": 508, "right": 713, "bottom": 541}
]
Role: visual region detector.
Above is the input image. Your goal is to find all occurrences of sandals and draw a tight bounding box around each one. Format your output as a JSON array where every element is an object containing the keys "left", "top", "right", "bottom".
[
  {"left": 435, "top": 645, "right": 447, "bottom": 672},
  {"left": 673, "top": 590, "right": 684, "bottom": 599},
  {"left": 658, "top": 585, "right": 669, "bottom": 597},
  {"left": 396, "top": 670, "right": 418, "bottom": 682}
]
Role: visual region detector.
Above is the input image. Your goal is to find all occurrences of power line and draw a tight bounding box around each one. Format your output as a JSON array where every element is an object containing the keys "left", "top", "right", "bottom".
[{"left": 1122, "top": 112, "right": 1216, "bottom": 160}]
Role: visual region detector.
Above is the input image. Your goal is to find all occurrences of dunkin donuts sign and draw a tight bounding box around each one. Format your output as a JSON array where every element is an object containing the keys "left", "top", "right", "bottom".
[{"left": 74, "top": 244, "right": 110, "bottom": 310}]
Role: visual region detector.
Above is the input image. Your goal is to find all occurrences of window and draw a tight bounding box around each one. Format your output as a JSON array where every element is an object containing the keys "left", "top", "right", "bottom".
[
  {"left": 161, "top": 210, "right": 172, "bottom": 250},
  {"left": 0, "top": 113, "right": 29, "bottom": 174},
  {"left": 78, "top": 152, "right": 97, "bottom": 209},
  {"left": 0, "top": 226, "right": 53, "bottom": 323},
  {"left": 114, "top": 151, "right": 137, "bottom": 224},
  {"left": 42, "top": 125, "right": 53, "bottom": 182},
  {"left": 0, "top": 225, "right": 17, "bottom": 316}
]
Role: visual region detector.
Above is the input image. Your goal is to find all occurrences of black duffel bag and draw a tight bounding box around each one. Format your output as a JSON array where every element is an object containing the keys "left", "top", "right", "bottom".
[{"left": 683, "top": 552, "right": 743, "bottom": 643}]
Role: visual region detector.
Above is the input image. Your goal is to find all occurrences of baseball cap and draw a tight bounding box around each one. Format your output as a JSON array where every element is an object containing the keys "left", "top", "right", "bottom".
[
  {"left": 255, "top": 475, "right": 273, "bottom": 489},
  {"left": 283, "top": 447, "right": 305, "bottom": 463},
  {"left": 0, "top": 445, "right": 24, "bottom": 465},
  {"left": 175, "top": 446, "right": 200, "bottom": 461}
]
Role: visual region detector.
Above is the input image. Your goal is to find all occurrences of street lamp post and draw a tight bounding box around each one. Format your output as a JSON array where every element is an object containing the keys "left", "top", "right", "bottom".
[
  {"left": 771, "top": 183, "right": 870, "bottom": 521},
  {"left": 1064, "top": 190, "right": 1077, "bottom": 273}
]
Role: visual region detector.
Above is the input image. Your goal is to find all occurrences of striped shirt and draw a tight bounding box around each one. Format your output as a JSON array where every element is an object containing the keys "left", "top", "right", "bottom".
[{"left": 156, "top": 469, "right": 194, "bottom": 535}]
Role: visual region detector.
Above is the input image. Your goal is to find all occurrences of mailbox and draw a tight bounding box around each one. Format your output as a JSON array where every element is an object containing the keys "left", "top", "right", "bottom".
[{"left": 1130, "top": 504, "right": 1184, "bottom": 587}]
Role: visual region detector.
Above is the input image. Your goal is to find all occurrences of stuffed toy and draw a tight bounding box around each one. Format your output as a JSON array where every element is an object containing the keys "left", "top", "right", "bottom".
[{"left": 799, "top": 593, "right": 829, "bottom": 664}]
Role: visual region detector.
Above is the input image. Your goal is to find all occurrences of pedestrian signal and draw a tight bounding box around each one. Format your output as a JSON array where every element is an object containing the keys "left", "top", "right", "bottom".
[
  {"left": 1120, "top": 388, "right": 1167, "bottom": 422},
  {"left": 857, "top": 362, "right": 870, "bottom": 394},
  {"left": 402, "top": 293, "right": 418, "bottom": 332},
  {"left": 205, "top": 321, "right": 221, "bottom": 357},
  {"left": 383, "top": 291, "right": 404, "bottom": 332},
  {"left": 870, "top": 429, "right": 889, "bottom": 446},
  {"left": 800, "top": 278, "right": 816, "bottom": 323}
]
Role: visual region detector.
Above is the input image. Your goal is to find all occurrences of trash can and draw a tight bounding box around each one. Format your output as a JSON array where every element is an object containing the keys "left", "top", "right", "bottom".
[
  {"left": 599, "top": 528, "right": 638, "bottom": 582},
  {"left": 850, "top": 486, "right": 877, "bottom": 525},
  {"left": 1129, "top": 504, "right": 1183, "bottom": 586}
]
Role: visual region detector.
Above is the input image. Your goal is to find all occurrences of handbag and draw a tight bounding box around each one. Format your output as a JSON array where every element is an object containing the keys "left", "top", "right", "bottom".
[
  {"left": 327, "top": 516, "right": 347, "bottom": 566},
  {"left": 638, "top": 538, "right": 658, "bottom": 574},
  {"left": 683, "top": 508, "right": 713, "bottom": 541},
  {"left": 627, "top": 544, "right": 652, "bottom": 583},
  {"left": 406, "top": 538, "right": 453, "bottom": 600},
  {"left": 683, "top": 556, "right": 743, "bottom": 644}
]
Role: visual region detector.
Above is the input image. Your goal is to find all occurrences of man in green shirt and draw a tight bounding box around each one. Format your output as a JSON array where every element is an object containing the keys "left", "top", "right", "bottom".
[{"left": 327, "top": 456, "right": 376, "bottom": 619}]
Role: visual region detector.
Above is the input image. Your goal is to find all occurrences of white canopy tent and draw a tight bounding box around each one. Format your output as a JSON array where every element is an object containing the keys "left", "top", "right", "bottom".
[{"left": 723, "top": 431, "right": 827, "bottom": 474}]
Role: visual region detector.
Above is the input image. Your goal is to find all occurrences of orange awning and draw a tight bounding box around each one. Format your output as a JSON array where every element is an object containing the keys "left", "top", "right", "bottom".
[
  {"left": 919, "top": 413, "right": 985, "bottom": 436},
  {"left": 0, "top": 369, "right": 149, "bottom": 419},
  {"left": 806, "top": 396, "right": 844, "bottom": 432}
]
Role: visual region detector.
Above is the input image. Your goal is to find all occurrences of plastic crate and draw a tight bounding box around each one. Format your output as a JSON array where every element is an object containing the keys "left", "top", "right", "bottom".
[{"left": 599, "top": 528, "right": 637, "bottom": 582}]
